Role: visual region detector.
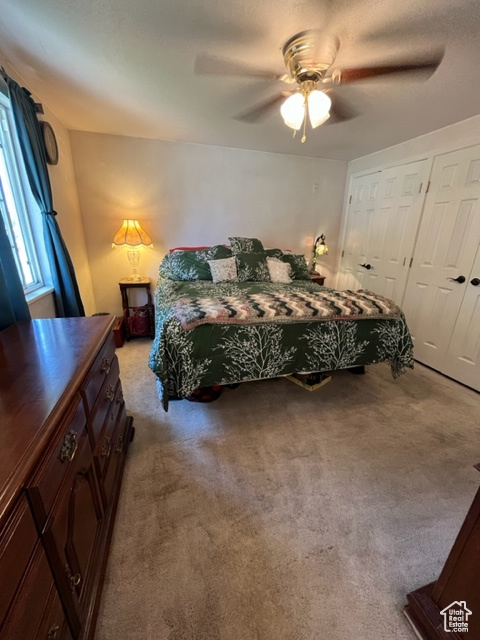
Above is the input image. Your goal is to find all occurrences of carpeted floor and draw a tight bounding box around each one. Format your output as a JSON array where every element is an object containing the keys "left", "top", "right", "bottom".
[{"left": 96, "top": 339, "right": 479, "bottom": 640}]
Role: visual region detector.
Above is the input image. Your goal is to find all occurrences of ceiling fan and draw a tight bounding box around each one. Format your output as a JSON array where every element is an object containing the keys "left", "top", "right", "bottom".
[{"left": 195, "top": 30, "right": 444, "bottom": 142}]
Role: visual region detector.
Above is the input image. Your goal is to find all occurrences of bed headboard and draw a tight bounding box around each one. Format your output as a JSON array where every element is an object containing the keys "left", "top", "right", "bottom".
[{"left": 168, "top": 246, "right": 210, "bottom": 252}]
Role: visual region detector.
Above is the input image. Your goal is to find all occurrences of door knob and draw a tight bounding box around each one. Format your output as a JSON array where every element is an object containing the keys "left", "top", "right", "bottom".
[
  {"left": 359, "top": 263, "right": 372, "bottom": 270},
  {"left": 447, "top": 275, "right": 466, "bottom": 283},
  {"left": 471, "top": 277, "right": 480, "bottom": 286}
]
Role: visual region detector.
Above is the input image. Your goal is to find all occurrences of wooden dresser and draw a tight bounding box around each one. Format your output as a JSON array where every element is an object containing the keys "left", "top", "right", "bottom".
[
  {"left": 405, "top": 464, "right": 480, "bottom": 639},
  {"left": 0, "top": 316, "right": 133, "bottom": 640}
]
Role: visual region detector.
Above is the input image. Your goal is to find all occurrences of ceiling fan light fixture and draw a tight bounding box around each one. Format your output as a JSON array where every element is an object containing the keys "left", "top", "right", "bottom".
[
  {"left": 280, "top": 93, "right": 305, "bottom": 130},
  {"left": 308, "top": 90, "right": 331, "bottom": 128}
]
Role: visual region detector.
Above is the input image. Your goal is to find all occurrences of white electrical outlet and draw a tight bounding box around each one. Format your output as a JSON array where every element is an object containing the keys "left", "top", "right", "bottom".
[{"left": 313, "top": 183, "right": 319, "bottom": 194}]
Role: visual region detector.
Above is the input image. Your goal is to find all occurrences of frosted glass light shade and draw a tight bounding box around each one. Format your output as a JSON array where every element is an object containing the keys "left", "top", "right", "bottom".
[
  {"left": 112, "top": 219, "right": 153, "bottom": 247},
  {"left": 308, "top": 91, "right": 331, "bottom": 128},
  {"left": 316, "top": 240, "right": 329, "bottom": 255},
  {"left": 280, "top": 93, "right": 305, "bottom": 130}
]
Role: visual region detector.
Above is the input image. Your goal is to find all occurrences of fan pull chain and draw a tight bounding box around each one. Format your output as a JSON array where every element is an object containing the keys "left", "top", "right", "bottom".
[{"left": 301, "top": 93, "right": 308, "bottom": 143}]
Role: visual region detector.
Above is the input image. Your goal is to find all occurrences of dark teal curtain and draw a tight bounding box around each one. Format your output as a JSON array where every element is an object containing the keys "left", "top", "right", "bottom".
[
  {"left": 0, "top": 213, "right": 30, "bottom": 331},
  {"left": 6, "top": 76, "right": 85, "bottom": 317}
]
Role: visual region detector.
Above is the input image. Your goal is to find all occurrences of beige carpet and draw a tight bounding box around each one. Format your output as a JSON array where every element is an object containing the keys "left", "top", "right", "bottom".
[{"left": 96, "top": 340, "right": 479, "bottom": 640}]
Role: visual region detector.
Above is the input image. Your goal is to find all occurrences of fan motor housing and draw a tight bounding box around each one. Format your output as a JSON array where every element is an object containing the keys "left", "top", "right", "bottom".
[{"left": 282, "top": 30, "right": 339, "bottom": 82}]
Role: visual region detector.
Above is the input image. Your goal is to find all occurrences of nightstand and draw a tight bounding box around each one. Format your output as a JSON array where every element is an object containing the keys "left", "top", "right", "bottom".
[
  {"left": 310, "top": 272, "right": 326, "bottom": 286},
  {"left": 119, "top": 278, "right": 155, "bottom": 340}
]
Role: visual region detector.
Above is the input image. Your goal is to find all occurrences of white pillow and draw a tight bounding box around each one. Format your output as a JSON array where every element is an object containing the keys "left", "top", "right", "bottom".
[
  {"left": 208, "top": 256, "right": 238, "bottom": 283},
  {"left": 267, "top": 257, "right": 292, "bottom": 283}
]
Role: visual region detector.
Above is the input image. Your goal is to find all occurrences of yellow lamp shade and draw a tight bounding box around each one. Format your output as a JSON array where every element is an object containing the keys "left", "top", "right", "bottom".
[{"left": 112, "top": 219, "right": 153, "bottom": 247}]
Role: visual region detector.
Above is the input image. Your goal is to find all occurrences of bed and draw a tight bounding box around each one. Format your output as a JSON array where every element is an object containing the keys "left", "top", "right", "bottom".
[{"left": 148, "top": 239, "right": 414, "bottom": 410}]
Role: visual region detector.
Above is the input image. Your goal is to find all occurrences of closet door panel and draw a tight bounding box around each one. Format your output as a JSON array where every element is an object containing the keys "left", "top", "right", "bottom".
[
  {"left": 339, "top": 160, "right": 429, "bottom": 305},
  {"left": 403, "top": 145, "right": 480, "bottom": 375},
  {"left": 404, "top": 280, "right": 461, "bottom": 370},
  {"left": 367, "top": 161, "right": 429, "bottom": 305},
  {"left": 444, "top": 247, "right": 480, "bottom": 390},
  {"left": 338, "top": 172, "right": 379, "bottom": 291}
]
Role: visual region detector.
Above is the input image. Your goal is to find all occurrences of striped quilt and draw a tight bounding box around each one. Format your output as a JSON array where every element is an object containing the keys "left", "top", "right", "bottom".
[{"left": 174, "top": 288, "right": 401, "bottom": 331}]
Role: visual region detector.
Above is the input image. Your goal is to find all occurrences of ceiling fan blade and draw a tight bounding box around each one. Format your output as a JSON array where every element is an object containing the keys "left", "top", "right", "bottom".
[
  {"left": 194, "top": 54, "right": 283, "bottom": 81},
  {"left": 330, "top": 51, "right": 444, "bottom": 85},
  {"left": 324, "top": 91, "right": 358, "bottom": 123},
  {"left": 233, "top": 92, "right": 293, "bottom": 123}
]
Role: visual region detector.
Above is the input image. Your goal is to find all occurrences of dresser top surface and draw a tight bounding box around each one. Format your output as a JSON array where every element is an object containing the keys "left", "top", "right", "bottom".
[{"left": 0, "top": 316, "right": 115, "bottom": 524}]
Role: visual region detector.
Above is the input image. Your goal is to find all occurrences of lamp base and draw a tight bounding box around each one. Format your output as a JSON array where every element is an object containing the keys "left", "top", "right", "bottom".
[
  {"left": 122, "top": 274, "right": 145, "bottom": 282},
  {"left": 119, "top": 276, "right": 150, "bottom": 285}
]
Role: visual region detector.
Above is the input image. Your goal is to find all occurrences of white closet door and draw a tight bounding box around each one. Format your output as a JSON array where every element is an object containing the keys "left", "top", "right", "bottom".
[
  {"left": 444, "top": 246, "right": 480, "bottom": 390},
  {"left": 337, "top": 171, "right": 380, "bottom": 291},
  {"left": 338, "top": 160, "right": 429, "bottom": 305},
  {"left": 361, "top": 160, "right": 429, "bottom": 305},
  {"left": 403, "top": 145, "right": 480, "bottom": 373}
]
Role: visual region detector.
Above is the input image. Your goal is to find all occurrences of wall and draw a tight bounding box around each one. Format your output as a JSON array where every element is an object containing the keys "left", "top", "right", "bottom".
[
  {"left": 42, "top": 105, "right": 96, "bottom": 315},
  {"left": 1, "top": 59, "right": 96, "bottom": 317},
  {"left": 69, "top": 131, "right": 347, "bottom": 316},
  {"left": 347, "top": 114, "right": 480, "bottom": 176}
]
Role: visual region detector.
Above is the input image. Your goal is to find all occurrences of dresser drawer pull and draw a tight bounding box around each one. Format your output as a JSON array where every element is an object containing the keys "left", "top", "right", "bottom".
[
  {"left": 101, "top": 436, "right": 112, "bottom": 458},
  {"left": 47, "top": 624, "right": 60, "bottom": 640},
  {"left": 105, "top": 384, "right": 115, "bottom": 402},
  {"left": 116, "top": 389, "right": 124, "bottom": 404},
  {"left": 115, "top": 435, "right": 124, "bottom": 453},
  {"left": 59, "top": 431, "right": 78, "bottom": 463},
  {"left": 100, "top": 357, "right": 111, "bottom": 374},
  {"left": 65, "top": 564, "right": 82, "bottom": 592}
]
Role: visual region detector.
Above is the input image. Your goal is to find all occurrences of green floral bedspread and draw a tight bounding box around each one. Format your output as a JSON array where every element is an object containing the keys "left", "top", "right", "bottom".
[{"left": 148, "top": 278, "right": 414, "bottom": 410}]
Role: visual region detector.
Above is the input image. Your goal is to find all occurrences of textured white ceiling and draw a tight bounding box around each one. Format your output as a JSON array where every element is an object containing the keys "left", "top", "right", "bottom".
[{"left": 1, "top": 0, "right": 480, "bottom": 160}]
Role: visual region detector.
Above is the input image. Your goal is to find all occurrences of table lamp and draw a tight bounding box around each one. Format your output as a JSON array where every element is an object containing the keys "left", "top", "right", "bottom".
[
  {"left": 112, "top": 219, "right": 153, "bottom": 282},
  {"left": 312, "top": 233, "right": 328, "bottom": 271}
]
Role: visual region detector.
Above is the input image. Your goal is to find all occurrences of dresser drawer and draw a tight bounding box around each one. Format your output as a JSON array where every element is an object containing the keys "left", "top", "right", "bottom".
[
  {"left": 36, "top": 585, "right": 73, "bottom": 640},
  {"left": 87, "top": 357, "right": 120, "bottom": 450},
  {"left": 81, "top": 332, "right": 116, "bottom": 414},
  {"left": 0, "top": 496, "right": 38, "bottom": 627},
  {"left": 25, "top": 397, "right": 88, "bottom": 530},
  {"left": 95, "top": 380, "right": 124, "bottom": 478},
  {"left": 0, "top": 540, "right": 58, "bottom": 640},
  {"left": 41, "top": 426, "right": 103, "bottom": 638},
  {"left": 102, "top": 402, "right": 128, "bottom": 507}
]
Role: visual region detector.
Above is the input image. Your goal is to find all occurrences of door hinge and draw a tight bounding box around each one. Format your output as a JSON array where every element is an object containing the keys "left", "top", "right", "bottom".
[
  {"left": 426, "top": 180, "right": 431, "bottom": 193},
  {"left": 341, "top": 249, "right": 345, "bottom": 258},
  {"left": 403, "top": 257, "right": 406, "bottom": 266},
  {"left": 349, "top": 195, "right": 352, "bottom": 204},
  {"left": 419, "top": 182, "right": 423, "bottom": 193},
  {"left": 409, "top": 257, "right": 413, "bottom": 268}
]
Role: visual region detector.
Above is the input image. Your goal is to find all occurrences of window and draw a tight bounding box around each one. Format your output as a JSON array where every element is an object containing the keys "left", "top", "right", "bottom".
[{"left": 0, "top": 95, "right": 44, "bottom": 294}]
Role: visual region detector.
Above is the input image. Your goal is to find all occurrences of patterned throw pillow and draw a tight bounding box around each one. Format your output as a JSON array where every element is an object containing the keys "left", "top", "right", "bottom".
[
  {"left": 235, "top": 252, "right": 271, "bottom": 282},
  {"left": 228, "top": 236, "right": 265, "bottom": 254},
  {"left": 265, "top": 248, "right": 284, "bottom": 259},
  {"left": 159, "top": 245, "right": 232, "bottom": 280},
  {"left": 208, "top": 257, "right": 238, "bottom": 283},
  {"left": 267, "top": 257, "right": 292, "bottom": 283},
  {"left": 281, "top": 253, "right": 310, "bottom": 280}
]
